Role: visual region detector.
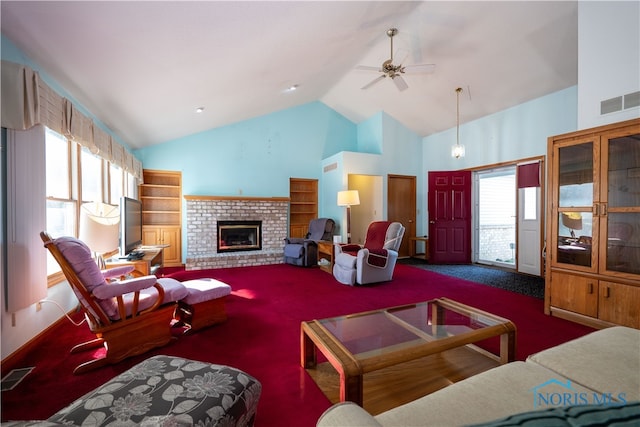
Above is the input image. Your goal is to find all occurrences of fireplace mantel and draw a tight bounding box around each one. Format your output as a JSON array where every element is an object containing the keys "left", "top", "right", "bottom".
[{"left": 185, "top": 195, "right": 289, "bottom": 202}]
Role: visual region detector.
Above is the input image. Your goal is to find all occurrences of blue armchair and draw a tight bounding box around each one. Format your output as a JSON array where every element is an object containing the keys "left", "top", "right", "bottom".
[{"left": 283, "top": 218, "right": 335, "bottom": 267}]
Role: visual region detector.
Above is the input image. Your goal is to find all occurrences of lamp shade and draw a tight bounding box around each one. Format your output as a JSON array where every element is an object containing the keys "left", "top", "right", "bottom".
[
  {"left": 337, "top": 190, "right": 360, "bottom": 207},
  {"left": 79, "top": 202, "right": 120, "bottom": 254},
  {"left": 561, "top": 212, "right": 583, "bottom": 231}
]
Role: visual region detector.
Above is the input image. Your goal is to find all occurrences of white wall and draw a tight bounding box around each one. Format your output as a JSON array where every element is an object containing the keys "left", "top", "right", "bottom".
[{"left": 578, "top": 1, "right": 640, "bottom": 128}]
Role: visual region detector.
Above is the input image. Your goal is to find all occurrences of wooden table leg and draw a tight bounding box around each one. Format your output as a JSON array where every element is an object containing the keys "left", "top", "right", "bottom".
[
  {"left": 301, "top": 326, "right": 317, "bottom": 368},
  {"left": 341, "top": 372, "right": 364, "bottom": 406},
  {"left": 500, "top": 327, "right": 517, "bottom": 364}
]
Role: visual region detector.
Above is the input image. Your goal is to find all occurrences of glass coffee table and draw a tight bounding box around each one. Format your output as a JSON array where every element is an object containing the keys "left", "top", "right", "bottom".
[{"left": 301, "top": 297, "right": 516, "bottom": 406}]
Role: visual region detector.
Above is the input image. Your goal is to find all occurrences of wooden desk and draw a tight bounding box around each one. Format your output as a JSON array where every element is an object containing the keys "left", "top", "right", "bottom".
[
  {"left": 409, "top": 236, "right": 429, "bottom": 260},
  {"left": 105, "top": 248, "right": 164, "bottom": 276}
]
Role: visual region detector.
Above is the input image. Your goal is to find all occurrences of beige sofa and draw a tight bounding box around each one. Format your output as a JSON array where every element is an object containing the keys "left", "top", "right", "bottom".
[{"left": 317, "top": 326, "right": 640, "bottom": 426}]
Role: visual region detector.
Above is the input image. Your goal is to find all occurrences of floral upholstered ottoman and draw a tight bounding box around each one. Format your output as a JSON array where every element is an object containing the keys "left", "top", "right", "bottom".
[{"left": 47, "top": 355, "right": 262, "bottom": 426}]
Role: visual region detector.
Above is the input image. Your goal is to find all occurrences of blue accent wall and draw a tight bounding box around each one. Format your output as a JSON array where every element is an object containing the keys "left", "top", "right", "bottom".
[{"left": 136, "top": 101, "right": 357, "bottom": 198}]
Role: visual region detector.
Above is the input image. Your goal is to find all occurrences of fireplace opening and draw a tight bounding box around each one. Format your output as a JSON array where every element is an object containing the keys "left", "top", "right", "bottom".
[{"left": 217, "top": 220, "right": 262, "bottom": 253}]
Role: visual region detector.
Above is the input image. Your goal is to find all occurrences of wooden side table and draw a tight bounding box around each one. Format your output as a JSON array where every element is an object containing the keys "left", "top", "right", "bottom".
[
  {"left": 409, "top": 236, "right": 429, "bottom": 261},
  {"left": 105, "top": 248, "right": 164, "bottom": 276},
  {"left": 316, "top": 241, "right": 334, "bottom": 274}
]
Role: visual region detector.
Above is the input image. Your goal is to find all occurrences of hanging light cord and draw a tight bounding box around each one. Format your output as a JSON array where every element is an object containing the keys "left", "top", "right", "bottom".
[{"left": 456, "top": 87, "right": 462, "bottom": 147}]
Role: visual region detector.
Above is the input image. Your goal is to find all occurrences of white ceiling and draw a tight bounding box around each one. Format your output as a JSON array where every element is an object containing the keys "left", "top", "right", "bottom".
[{"left": 1, "top": 1, "right": 578, "bottom": 150}]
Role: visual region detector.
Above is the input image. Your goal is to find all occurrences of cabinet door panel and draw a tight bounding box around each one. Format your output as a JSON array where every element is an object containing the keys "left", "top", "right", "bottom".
[
  {"left": 142, "top": 227, "right": 161, "bottom": 245},
  {"left": 550, "top": 272, "right": 598, "bottom": 317},
  {"left": 161, "top": 227, "right": 181, "bottom": 266},
  {"left": 598, "top": 281, "right": 640, "bottom": 328}
]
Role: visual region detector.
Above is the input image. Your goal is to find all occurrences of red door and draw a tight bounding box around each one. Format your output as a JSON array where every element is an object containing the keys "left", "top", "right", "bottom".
[{"left": 428, "top": 171, "right": 472, "bottom": 264}]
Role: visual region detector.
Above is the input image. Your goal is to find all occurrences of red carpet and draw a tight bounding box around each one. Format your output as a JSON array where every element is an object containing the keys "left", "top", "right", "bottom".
[{"left": 1, "top": 263, "right": 594, "bottom": 425}]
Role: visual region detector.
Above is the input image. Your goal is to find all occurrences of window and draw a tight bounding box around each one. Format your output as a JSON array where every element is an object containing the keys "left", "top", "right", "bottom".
[
  {"left": 523, "top": 187, "right": 537, "bottom": 220},
  {"left": 110, "top": 163, "right": 123, "bottom": 204},
  {"left": 44, "top": 129, "right": 139, "bottom": 285},
  {"left": 45, "top": 129, "right": 75, "bottom": 279},
  {"left": 81, "top": 147, "right": 102, "bottom": 203}
]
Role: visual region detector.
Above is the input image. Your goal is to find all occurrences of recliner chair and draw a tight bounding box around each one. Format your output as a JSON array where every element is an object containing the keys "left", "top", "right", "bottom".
[
  {"left": 40, "top": 231, "right": 189, "bottom": 374},
  {"left": 283, "top": 218, "right": 335, "bottom": 267},
  {"left": 333, "top": 221, "right": 405, "bottom": 285}
]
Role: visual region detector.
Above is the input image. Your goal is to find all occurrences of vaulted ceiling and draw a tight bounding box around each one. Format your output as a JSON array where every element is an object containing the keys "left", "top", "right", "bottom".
[{"left": 1, "top": 1, "right": 578, "bottom": 149}]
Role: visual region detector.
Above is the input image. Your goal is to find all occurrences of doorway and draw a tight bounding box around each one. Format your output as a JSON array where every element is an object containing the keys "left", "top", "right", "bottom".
[
  {"left": 475, "top": 167, "right": 517, "bottom": 269},
  {"left": 473, "top": 160, "right": 543, "bottom": 276},
  {"left": 348, "top": 174, "right": 383, "bottom": 245}
]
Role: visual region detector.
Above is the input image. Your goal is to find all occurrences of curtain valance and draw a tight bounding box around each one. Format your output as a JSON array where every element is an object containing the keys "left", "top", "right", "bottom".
[{"left": 1, "top": 60, "right": 142, "bottom": 179}]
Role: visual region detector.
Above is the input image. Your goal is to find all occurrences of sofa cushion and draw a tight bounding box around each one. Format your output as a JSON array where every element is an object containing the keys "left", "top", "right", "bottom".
[
  {"left": 317, "top": 402, "right": 383, "bottom": 427},
  {"left": 527, "top": 326, "right": 640, "bottom": 402},
  {"left": 374, "top": 362, "right": 596, "bottom": 427},
  {"left": 469, "top": 401, "right": 640, "bottom": 426}
]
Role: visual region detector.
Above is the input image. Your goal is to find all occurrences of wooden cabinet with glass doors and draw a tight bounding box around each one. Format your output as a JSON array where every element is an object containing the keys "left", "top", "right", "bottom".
[{"left": 545, "top": 118, "right": 640, "bottom": 329}]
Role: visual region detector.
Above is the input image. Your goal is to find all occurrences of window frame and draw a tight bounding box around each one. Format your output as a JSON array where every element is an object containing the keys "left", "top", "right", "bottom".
[{"left": 45, "top": 129, "right": 139, "bottom": 287}]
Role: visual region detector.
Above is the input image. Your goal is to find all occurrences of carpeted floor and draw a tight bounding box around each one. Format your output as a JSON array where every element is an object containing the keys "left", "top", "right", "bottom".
[
  {"left": 2, "top": 263, "right": 590, "bottom": 426},
  {"left": 400, "top": 259, "right": 545, "bottom": 299}
]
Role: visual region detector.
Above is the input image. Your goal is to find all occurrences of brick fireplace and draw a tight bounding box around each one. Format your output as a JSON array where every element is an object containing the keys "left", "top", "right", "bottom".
[{"left": 184, "top": 195, "right": 289, "bottom": 269}]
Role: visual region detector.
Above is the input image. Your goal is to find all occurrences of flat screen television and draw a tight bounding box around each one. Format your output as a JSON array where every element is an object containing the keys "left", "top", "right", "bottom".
[{"left": 119, "top": 196, "right": 143, "bottom": 256}]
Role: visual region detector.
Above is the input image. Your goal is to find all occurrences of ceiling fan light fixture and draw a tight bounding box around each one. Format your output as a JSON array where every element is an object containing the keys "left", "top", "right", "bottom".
[
  {"left": 451, "top": 87, "right": 465, "bottom": 159},
  {"left": 357, "top": 27, "right": 435, "bottom": 92}
]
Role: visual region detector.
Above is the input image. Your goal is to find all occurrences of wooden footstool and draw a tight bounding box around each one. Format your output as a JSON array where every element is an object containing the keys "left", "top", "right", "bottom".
[{"left": 176, "top": 278, "right": 232, "bottom": 332}]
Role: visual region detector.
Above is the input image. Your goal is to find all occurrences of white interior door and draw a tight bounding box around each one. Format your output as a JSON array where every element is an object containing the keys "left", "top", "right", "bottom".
[{"left": 517, "top": 186, "right": 542, "bottom": 275}]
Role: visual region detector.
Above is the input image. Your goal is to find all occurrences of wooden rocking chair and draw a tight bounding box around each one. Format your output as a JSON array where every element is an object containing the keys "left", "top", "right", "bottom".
[{"left": 41, "top": 231, "right": 188, "bottom": 374}]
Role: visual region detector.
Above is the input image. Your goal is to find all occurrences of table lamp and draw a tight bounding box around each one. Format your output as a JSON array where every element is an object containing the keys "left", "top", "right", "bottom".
[
  {"left": 561, "top": 212, "right": 583, "bottom": 239},
  {"left": 79, "top": 201, "right": 120, "bottom": 269},
  {"left": 337, "top": 190, "right": 360, "bottom": 244}
]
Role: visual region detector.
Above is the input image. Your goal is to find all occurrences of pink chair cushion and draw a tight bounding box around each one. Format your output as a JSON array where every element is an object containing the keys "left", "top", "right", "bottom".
[
  {"left": 54, "top": 236, "right": 118, "bottom": 319},
  {"left": 117, "top": 277, "right": 188, "bottom": 318},
  {"left": 181, "top": 279, "right": 231, "bottom": 305},
  {"left": 54, "top": 236, "right": 188, "bottom": 321}
]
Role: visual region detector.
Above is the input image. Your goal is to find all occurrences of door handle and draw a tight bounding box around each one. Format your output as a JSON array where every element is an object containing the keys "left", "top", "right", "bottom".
[
  {"left": 429, "top": 221, "right": 435, "bottom": 224},
  {"left": 600, "top": 203, "right": 607, "bottom": 216}
]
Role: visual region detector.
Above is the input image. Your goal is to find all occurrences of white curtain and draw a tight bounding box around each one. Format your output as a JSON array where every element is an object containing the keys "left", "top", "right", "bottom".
[
  {"left": 1, "top": 60, "right": 142, "bottom": 180},
  {"left": 1, "top": 61, "right": 39, "bottom": 130},
  {"left": 6, "top": 125, "right": 48, "bottom": 313},
  {"left": 64, "top": 100, "right": 95, "bottom": 153}
]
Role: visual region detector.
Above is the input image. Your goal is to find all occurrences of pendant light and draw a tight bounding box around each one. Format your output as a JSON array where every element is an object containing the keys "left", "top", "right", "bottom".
[{"left": 451, "top": 87, "right": 465, "bottom": 159}]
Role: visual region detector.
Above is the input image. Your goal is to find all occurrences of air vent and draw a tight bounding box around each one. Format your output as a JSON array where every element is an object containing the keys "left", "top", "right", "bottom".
[
  {"left": 601, "top": 96, "right": 623, "bottom": 115},
  {"left": 624, "top": 91, "right": 640, "bottom": 109},
  {"left": 1, "top": 367, "right": 34, "bottom": 391},
  {"left": 323, "top": 162, "right": 337, "bottom": 173},
  {"left": 601, "top": 91, "right": 640, "bottom": 115}
]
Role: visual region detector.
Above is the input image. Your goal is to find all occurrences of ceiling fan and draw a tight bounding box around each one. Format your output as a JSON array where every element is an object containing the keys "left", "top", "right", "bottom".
[{"left": 357, "top": 28, "right": 436, "bottom": 92}]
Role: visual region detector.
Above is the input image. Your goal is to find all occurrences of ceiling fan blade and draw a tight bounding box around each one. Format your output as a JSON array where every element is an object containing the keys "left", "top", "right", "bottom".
[
  {"left": 392, "top": 75, "right": 408, "bottom": 91},
  {"left": 403, "top": 63, "right": 436, "bottom": 74},
  {"left": 361, "top": 74, "right": 386, "bottom": 90},
  {"left": 355, "top": 65, "right": 382, "bottom": 72}
]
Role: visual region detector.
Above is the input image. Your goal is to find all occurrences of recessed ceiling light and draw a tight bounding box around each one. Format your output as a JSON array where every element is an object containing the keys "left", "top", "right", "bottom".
[
  {"left": 284, "top": 84, "right": 299, "bottom": 93},
  {"left": 195, "top": 107, "right": 205, "bottom": 113}
]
